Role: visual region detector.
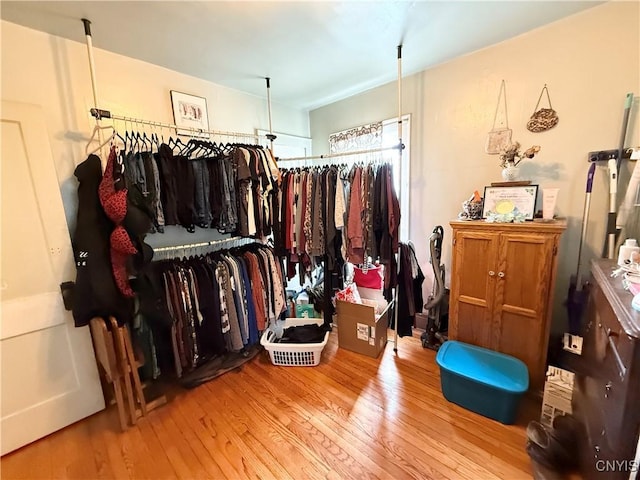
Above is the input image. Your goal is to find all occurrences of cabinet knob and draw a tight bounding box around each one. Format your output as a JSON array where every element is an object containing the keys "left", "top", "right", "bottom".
[
  {"left": 488, "top": 271, "right": 495, "bottom": 277},
  {"left": 498, "top": 271, "right": 505, "bottom": 278}
]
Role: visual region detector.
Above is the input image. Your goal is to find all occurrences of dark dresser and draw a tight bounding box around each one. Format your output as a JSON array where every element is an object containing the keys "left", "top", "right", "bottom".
[{"left": 573, "top": 259, "right": 640, "bottom": 479}]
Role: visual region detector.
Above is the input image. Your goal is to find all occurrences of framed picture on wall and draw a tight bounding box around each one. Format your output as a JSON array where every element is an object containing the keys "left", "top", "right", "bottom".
[{"left": 170, "top": 90, "right": 209, "bottom": 137}]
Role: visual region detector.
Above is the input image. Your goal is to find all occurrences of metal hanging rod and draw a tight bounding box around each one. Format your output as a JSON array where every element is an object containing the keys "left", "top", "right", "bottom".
[
  {"left": 265, "top": 77, "right": 277, "bottom": 152},
  {"left": 277, "top": 143, "right": 404, "bottom": 163},
  {"left": 393, "top": 43, "right": 403, "bottom": 354},
  {"left": 152, "top": 235, "right": 254, "bottom": 253},
  {"left": 90, "top": 108, "right": 263, "bottom": 140},
  {"left": 153, "top": 236, "right": 260, "bottom": 260}
]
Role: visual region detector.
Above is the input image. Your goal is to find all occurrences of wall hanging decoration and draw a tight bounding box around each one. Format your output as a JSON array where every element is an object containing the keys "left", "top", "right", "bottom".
[
  {"left": 170, "top": 90, "right": 209, "bottom": 137},
  {"left": 526, "top": 84, "right": 559, "bottom": 132},
  {"left": 485, "top": 80, "right": 512, "bottom": 154}
]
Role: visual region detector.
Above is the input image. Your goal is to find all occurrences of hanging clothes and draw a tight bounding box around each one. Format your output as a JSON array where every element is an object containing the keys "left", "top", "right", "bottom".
[
  {"left": 144, "top": 244, "right": 286, "bottom": 377},
  {"left": 276, "top": 161, "right": 401, "bottom": 301},
  {"left": 118, "top": 137, "right": 279, "bottom": 239},
  {"left": 71, "top": 153, "right": 133, "bottom": 327},
  {"left": 395, "top": 242, "right": 425, "bottom": 337}
]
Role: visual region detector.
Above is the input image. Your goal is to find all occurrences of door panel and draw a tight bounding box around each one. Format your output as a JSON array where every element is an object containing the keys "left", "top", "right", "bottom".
[
  {"left": 498, "top": 311, "right": 542, "bottom": 380},
  {"left": 456, "top": 302, "right": 493, "bottom": 347},
  {"left": 498, "top": 233, "right": 553, "bottom": 313},
  {"left": 450, "top": 231, "right": 498, "bottom": 346},
  {"left": 1, "top": 101, "right": 104, "bottom": 455},
  {"left": 454, "top": 233, "right": 498, "bottom": 301},
  {"left": 494, "top": 233, "right": 555, "bottom": 387}
]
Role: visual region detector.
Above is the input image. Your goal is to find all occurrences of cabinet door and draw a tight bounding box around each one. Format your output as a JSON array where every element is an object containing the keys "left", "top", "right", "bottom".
[
  {"left": 450, "top": 230, "right": 499, "bottom": 347},
  {"left": 493, "top": 233, "right": 555, "bottom": 385}
]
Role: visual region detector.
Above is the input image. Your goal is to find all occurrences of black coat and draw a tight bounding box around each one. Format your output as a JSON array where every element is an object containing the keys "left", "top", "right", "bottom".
[{"left": 71, "top": 155, "right": 132, "bottom": 327}]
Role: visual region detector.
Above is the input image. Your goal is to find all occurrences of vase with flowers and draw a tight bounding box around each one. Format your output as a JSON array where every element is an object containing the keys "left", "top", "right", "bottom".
[{"left": 499, "top": 142, "right": 541, "bottom": 181}]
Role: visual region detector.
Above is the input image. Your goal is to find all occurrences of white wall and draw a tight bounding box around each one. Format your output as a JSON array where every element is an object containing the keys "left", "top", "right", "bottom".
[
  {"left": 1, "top": 20, "right": 309, "bottom": 232},
  {"left": 310, "top": 2, "right": 640, "bottom": 333}
]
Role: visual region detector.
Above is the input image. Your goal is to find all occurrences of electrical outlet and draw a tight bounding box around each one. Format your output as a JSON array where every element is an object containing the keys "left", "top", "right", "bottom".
[{"left": 563, "top": 333, "right": 583, "bottom": 355}]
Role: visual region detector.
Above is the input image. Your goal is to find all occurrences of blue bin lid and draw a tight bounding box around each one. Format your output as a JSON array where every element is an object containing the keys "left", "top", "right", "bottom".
[{"left": 436, "top": 341, "right": 529, "bottom": 393}]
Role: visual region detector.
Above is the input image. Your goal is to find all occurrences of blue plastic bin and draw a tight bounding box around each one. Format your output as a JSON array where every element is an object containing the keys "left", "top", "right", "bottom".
[{"left": 435, "top": 340, "right": 529, "bottom": 424}]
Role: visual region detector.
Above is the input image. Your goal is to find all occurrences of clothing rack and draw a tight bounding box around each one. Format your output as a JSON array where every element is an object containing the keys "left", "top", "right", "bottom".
[
  {"left": 393, "top": 45, "right": 404, "bottom": 353},
  {"left": 89, "top": 108, "right": 263, "bottom": 142},
  {"left": 277, "top": 144, "right": 403, "bottom": 163},
  {"left": 81, "top": 18, "right": 276, "bottom": 147},
  {"left": 275, "top": 45, "right": 406, "bottom": 355}
]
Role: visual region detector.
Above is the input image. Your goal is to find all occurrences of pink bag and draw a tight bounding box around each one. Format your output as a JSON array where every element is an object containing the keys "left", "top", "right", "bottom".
[{"left": 353, "top": 265, "right": 383, "bottom": 290}]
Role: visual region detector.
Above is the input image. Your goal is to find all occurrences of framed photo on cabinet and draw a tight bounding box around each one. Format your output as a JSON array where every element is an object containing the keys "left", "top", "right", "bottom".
[
  {"left": 482, "top": 185, "right": 538, "bottom": 220},
  {"left": 170, "top": 90, "right": 209, "bottom": 137}
]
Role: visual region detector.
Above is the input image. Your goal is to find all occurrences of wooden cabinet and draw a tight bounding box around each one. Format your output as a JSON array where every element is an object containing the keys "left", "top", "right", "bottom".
[
  {"left": 572, "top": 260, "right": 640, "bottom": 480},
  {"left": 449, "top": 220, "right": 566, "bottom": 389}
]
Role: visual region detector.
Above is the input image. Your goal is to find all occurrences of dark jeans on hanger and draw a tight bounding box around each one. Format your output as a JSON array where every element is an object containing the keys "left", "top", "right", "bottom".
[{"left": 192, "top": 158, "right": 212, "bottom": 228}]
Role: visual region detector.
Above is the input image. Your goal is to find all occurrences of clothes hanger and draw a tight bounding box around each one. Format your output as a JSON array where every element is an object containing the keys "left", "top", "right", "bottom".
[
  {"left": 114, "top": 119, "right": 126, "bottom": 149},
  {"left": 85, "top": 122, "right": 114, "bottom": 155},
  {"left": 87, "top": 129, "right": 117, "bottom": 156},
  {"left": 150, "top": 122, "right": 159, "bottom": 152},
  {"left": 141, "top": 130, "right": 151, "bottom": 152}
]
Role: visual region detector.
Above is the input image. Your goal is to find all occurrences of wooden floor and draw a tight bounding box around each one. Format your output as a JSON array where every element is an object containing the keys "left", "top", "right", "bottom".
[{"left": 1, "top": 330, "right": 540, "bottom": 479}]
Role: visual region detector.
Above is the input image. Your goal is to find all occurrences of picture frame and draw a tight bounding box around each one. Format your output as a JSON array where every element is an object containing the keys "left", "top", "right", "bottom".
[
  {"left": 170, "top": 90, "right": 209, "bottom": 137},
  {"left": 482, "top": 184, "right": 539, "bottom": 220}
]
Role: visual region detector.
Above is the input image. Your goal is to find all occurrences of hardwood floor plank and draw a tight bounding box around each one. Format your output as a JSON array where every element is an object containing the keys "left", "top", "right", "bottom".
[
  {"left": 225, "top": 366, "right": 379, "bottom": 480},
  {"left": 221, "top": 370, "right": 378, "bottom": 478},
  {"left": 271, "top": 361, "right": 501, "bottom": 480},
  {"left": 181, "top": 381, "right": 278, "bottom": 480},
  {"left": 1, "top": 332, "right": 540, "bottom": 480},
  {"left": 329, "top": 359, "right": 523, "bottom": 465},
  {"left": 326, "top": 336, "right": 534, "bottom": 477},
  {"left": 86, "top": 412, "right": 119, "bottom": 480},
  {"left": 249, "top": 358, "right": 466, "bottom": 480},
  {"left": 204, "top": 372, "right": 333, "bottom": 480},
  {"left": 134, "top": 412, "right": 181, "bottom": 479},
  {"left": 148, "top": 404, "right": 211, "bottom": 479},
  {"left": 1, "top": 434, "right": 52, "bottom": 479},
  {"left": 214, "top": 373, "right": 328, "bottom": 480},
  {"left": 167, "top": 390, "right": 235, "bottom": 479}
]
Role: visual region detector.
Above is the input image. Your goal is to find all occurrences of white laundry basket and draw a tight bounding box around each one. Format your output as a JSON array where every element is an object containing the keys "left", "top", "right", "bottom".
[{"left": 260, "top": 318, "right": 329, "bottom": 366}]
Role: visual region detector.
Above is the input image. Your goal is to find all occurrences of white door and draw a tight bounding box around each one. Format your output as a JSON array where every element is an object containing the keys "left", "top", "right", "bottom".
[{"left": 1, "top": 101, "right": 104, "bottom": 455}]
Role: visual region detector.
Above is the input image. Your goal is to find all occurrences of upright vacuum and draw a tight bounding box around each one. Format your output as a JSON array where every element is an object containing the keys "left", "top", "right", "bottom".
[{"left": 421, "top": 226, "right": 448, "bottom": 350}]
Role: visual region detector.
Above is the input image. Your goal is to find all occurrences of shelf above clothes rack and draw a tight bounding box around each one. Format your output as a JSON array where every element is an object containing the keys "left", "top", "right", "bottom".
[{"left": 90, "top": 108, "right": 263, "bottom": 141}]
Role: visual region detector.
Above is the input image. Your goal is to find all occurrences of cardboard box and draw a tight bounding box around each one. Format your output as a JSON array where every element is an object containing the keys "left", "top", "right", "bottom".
[{"left": 336, "top": 299, "right": 389, "bottom": 358}]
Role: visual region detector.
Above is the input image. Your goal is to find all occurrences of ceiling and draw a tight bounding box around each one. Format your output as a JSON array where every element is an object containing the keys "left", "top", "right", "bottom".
[{"left": 1, "top": 1, "right": 602, "bottom": 111}]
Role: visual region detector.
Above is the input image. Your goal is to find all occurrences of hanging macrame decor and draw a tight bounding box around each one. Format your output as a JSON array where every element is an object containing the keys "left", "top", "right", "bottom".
[{"left": 527, "top": 84, "right": 559, "bottom": 133}]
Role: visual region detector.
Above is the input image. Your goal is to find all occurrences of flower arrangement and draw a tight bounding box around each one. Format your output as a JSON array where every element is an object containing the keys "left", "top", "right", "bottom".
[{"left": 499, "top": 142, "right": 541, "bottom": 168}]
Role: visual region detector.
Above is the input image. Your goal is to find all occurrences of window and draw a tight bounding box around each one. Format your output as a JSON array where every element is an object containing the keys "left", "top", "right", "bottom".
[{"left": 329, "top": 115, "right": 410, "bottom": 241}]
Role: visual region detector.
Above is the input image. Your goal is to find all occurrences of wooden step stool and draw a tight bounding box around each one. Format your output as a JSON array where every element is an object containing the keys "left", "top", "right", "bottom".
[{"left": 89, "top": 316, "right": 166, "bottom": 431}]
